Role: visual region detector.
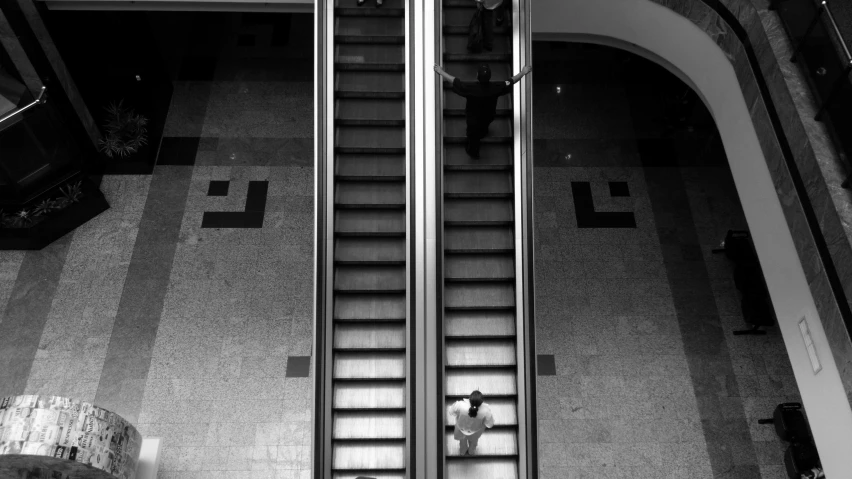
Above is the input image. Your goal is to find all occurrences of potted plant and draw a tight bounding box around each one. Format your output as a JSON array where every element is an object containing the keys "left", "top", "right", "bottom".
[
  {"left": 98, "top": 100, "right": 149, "bottom": 160},
  {"left": 0, "top": 179, "right": 109, "bottom": 250}
]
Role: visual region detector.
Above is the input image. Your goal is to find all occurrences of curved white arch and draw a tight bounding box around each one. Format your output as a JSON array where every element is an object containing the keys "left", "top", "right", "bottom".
[{"left": 532, "top": 0, "right": 852, "bottom": 474}]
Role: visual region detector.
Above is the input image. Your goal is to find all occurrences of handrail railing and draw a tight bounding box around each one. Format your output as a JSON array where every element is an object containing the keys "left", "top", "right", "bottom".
[
  {"left": 0, "top": 86, "right": 46, "bottom": 126},
  {"left": 513, "top": 0, "right": 537, "bottom": 476},
  {"left": 311, "top": 0, "right": 332, "bottom": 477},
  {"left": 434, "top": 0, "right": 446, "bottom": 476}
]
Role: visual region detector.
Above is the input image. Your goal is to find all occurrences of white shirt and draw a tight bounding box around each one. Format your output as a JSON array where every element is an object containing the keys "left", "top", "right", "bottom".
[{"left": 449, "top": 399, "right": 495, "bottom": 435}]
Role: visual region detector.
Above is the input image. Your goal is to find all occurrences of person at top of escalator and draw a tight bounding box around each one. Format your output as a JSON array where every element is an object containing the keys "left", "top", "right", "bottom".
[
  {"left": 433, "top": 62, "right": 532, "bottom": 158},
  {"left": 357, "top": 0, "right": 383, "bottom": 8},
  {"left": 474, "top": 0, "right": 510, "bottom": 51},
  {"left": 448, "top": 390, "right": 494, "bottom": 456}
]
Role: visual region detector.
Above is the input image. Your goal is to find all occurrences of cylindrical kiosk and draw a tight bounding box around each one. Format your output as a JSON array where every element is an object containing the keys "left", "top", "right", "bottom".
[{"left": 0, "top": 395, "right": 142, "bottom": 479}]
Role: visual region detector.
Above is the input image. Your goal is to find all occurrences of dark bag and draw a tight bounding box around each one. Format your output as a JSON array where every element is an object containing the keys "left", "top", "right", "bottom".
[{"left": 467, "top": 9, "right": 484, "bottom": 53}]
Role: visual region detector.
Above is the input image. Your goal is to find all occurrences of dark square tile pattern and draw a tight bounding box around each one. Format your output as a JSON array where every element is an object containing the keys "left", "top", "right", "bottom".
[
  {"left": 201, "top": 181, "right": 269, "bottom": 228},
  {"left": 572, "top": 181, "right": 637, "bottom": 229},
  {"left": 286, "top": 356, "right": 311, "bottom": 378},
  {"left": 158, "top": 137, "right": 201, "bottom": 166},
  {"left": 537, "top": 354, "right": 556, "bottom": 376},
  {"left": 207, "top": 181, "right": 230, "bottom": 197},
  {"left": 609, "top": 181, "right": 630, "bottom": 197}
]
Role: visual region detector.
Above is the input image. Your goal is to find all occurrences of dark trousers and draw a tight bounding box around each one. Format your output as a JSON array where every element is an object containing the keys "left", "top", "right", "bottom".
[
  {"left": 466, "top": 119, "right": 492, "bottom": 156},
  {"left": 481, "top": 2, "right": 509, "bottom": 50}
]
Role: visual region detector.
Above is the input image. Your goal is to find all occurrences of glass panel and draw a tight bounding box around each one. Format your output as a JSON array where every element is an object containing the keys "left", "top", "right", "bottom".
[{"left": 0, "top": 100, "right": 80, "bottom": 203}]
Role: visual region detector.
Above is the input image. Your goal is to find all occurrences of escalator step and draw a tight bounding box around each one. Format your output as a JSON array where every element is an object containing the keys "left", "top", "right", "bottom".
[
  {"left": 338, "top": 44, "right": 405, "bottom": 64},
  {"left": 333, "top": 472, "right": 406, "bottom": 479},
  {"left": 445, "top": 282, "right": 515, "bottom": 310},
  {"left": 337, "top": 119, "right": 406, "bottom": 127},
  {"left": 334, "top": 323, "right": 406, "bottom": 349},
  {"left": 335, "top": 264, "right": 405, "bottom": 292},
  {"left": 446, "top": 368, "right": 517, "bottom": 396},
  {"left": 445, "top": 310, "right": 515, "bottom": 338},
  {"left": 334, "top": 382, "right": 406, "bottom": 410},
  {"left": 336, "top": 237, "right": 405, "bottom": 263},
  {"left": 333, "top": 411, "right": 406, "bottom": 439},
  {"left": 336, "top": 7, "right": 405, "bottom": 17},
  {"left": 337, "top": 71, "right": 404, "bottom": 93},
  {"left": 444, "top": 226, "right": 513, "bottom": 253},
  {"left": 444, "top": 145, "right": 512, "bottom": 169},
  {"left": 337, "top": 98, "right": 405, "bottom": 121},
  {"left": 336, "top": 210, "right": 405, "bottom": 236},
  {"left": 334, "top": 351, "right": 406, "bottom": 379},
  {"left": 444, "top": 198, "right": 513, "bottom": 224},
  {"left": 332, "top": 443, "right": 406, "bottom": 470},
  {"left": 336, "top": 181, "right": 405, "bottom": 207},
  {"left": 334, "top": 294, "right": 406, "bottom": 321},
  {"left": 336, "top": 147, "right": 407, "bottom": 155},
  {"left": 445, "top": 171, "right": 513, "bottom": 197},
  {"left": 446, "top": 457, "right": 518, "bottom": 479},
  {"left": 446, "top": 339, "right": 516, "bottom": 367},
  {"left": 336, "top": 154, "right": 405, "bottom": 180},
  {"left": 336, "top": 62, "right": 405, "bottom": 72},
  {"left": 336, "top": 35, "right": 406, "bottom": 44},
  {"left": 445, "top": 253, "right": 514, "bottom": 279},
  {"left": 337, "top": 17, "right": 404, "bottom": 37},
  {"left": 338, "top": 125, "right": 405, "bottom": 150},
  {"left": 337, "top": 91, "right": 406, "bottom": 99}
]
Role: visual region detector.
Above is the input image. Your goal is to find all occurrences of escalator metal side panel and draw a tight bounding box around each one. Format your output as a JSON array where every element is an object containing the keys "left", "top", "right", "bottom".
[{"left": 314, "top": 0, "right": 335, "bottom": 478}]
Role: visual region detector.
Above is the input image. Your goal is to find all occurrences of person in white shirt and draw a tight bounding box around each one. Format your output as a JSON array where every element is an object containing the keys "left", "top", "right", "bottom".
[{"left": 448, "top": 390, "right": 495, "bottom": 455}]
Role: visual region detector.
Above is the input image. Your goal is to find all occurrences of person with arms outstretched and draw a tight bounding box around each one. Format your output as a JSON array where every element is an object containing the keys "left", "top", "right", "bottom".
[{"left": 434, "top": 63, "right": 532, "bottom": 158}]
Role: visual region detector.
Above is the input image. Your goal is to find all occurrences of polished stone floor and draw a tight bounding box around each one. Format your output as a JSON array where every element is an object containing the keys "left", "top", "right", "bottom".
[
  {"left": 532, "top": 42, "right": 798, "bottom": 479},
  {"left": 0, "top": 31, "right": 800, "bottom": 479}
]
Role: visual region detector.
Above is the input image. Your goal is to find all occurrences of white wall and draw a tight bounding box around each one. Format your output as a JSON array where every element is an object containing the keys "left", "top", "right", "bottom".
[{"left": 532, "top": 0, "right": 852, "bottom": 475}]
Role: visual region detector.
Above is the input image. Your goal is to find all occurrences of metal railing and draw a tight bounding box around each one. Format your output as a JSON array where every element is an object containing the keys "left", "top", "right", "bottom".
[{"left": 0, "top": 86, "right": 46, "bottom": 127}]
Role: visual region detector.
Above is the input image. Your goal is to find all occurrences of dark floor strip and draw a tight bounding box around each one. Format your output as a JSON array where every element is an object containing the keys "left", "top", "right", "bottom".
[
  {"left": 0, "top": 237, "right": 74, "bottom": 397},
  {"left": 94, "top": 166, "right": 194, "bottom": 422},
  {"left": 644, "top": 166, "right": 760, "bottom": 478}
]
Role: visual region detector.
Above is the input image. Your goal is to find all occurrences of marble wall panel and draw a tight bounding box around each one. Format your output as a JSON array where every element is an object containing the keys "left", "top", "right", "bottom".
[{"left": 645, "top": 0, "right": 852, "bottom": 406}]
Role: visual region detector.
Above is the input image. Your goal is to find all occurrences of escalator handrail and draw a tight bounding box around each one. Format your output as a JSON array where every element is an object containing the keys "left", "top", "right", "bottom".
[
  {"left": 0, "top": 86, "right": 46, "bottom": 126},
  {"left": 312, "top": 0, "right": 334, "bottom": 477},
  {"left": 511, "top": 0, "right": 538, "bottom": 476}
]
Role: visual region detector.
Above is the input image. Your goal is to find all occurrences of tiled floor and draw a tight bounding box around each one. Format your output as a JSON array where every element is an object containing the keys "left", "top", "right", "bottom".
[
  {"left": 0, "top": 29, "right": 802, "bottom": 479},
  {"left": 532, "top": 42, "right": 799, "bottom": 479}
]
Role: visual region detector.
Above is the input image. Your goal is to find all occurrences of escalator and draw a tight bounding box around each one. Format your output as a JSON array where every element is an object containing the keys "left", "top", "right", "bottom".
[
  {"left": 320, "top": 0, "right": 409, "bottom": 477},
  {"left": 438, "top": 1, "right": 526, "bottom": 478}
]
